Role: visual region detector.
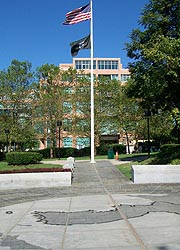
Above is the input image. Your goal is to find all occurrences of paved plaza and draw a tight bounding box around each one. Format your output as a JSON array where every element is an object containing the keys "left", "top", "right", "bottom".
[{"left": 0, "top": 160, "right": 179, "bottom": 249}]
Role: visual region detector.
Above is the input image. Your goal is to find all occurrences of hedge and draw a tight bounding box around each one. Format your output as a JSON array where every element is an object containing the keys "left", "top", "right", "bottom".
[
  {"left": 38, "top": 147, "right": 90, "bottom": 158},
  {"left": 138, "top": 141, "right": 160, "bottom": 153},
  {"left": 6, "top": 152, "right": 43, "bottom": 165},
  {"left": 96, "top": 144, "right": 126, "bottom": 155},
  {"left": 157, "top": 144, "right": 180, "bottom": 163},
  {"left": 38, "top": 144, "right": 126, "bottom": 159},
  {"left": 0, "top": 152, "right": 5, "bottom": 161}
]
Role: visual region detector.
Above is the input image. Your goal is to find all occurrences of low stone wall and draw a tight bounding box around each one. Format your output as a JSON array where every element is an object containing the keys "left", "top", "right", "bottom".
[
  {"left": 132, "top": 165, "right": 180, "bottom": 184},
  {"left": 0, "top": 171, "right": 72, "bottom": 190}
]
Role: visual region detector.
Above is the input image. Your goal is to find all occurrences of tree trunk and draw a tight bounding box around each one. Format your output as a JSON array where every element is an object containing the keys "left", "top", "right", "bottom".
[{"left": 125, "top": 131, "right": 130, "bottom": 154}]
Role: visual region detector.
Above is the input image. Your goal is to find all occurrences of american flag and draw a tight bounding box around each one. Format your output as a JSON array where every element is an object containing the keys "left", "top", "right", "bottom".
[{"left": 63, "top": 3, "right": 91, "bottom": 25}]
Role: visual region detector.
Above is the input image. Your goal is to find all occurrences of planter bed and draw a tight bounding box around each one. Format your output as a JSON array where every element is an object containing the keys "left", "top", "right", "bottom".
[{"left": 0, "top": 168, "right": 71, "bottom": 174}]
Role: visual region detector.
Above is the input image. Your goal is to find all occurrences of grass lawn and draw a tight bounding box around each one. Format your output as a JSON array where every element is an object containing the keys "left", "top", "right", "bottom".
[
  {"left": 0, "top": 161, "right": 62, "bottom": 172},
  {"left": 43, "top": 155, "right": 109, "bottom": 161},
  {"left": 117, "top": 163, "right": 133, "bottom": 180}
]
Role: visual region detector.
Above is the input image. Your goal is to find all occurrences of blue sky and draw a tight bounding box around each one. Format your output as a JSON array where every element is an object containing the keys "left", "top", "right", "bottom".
[{"left": 0, "top": 0, "right": 148, "bottom": 70}]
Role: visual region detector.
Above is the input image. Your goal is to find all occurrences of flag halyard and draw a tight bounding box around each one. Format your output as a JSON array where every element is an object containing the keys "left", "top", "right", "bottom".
[
  {"left": 63, "top": 3, "right": 91, "bottom": 25},
  {"left": 62, "top": 0, "right": 95, "bottom": 163}
]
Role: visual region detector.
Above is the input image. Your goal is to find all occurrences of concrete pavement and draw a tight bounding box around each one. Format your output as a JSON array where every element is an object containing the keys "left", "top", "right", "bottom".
[{"left": 0, "top": 160, "right": 180, "bottom": 250}]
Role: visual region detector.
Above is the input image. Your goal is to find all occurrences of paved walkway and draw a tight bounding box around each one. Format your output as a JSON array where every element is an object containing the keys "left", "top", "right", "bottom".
[{"left": 0, "top": 160, "right": 180, "bottom": 249}]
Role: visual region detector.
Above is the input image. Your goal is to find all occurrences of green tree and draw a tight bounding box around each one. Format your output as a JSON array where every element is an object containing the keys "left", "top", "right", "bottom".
[
  {"left": 95, "top": 78, "right": 143, "bottom": 150},
  {"left": 36, "top": 64, "right": 64, "bottom": 156},
  {"left": 125, "top": 0, "right": 180, "bottom": 141},
  {"left": 0, "top": 59, "right": 36, "bottom": 151},
  {"left": 125, "top": 0, "right": 180, "bottom": 110},
  {"left": 73, "top": 74, "right": 91, "bottom": 140},
  {"left": 95, "top": 78, "right": 120, "bottom": 137}
]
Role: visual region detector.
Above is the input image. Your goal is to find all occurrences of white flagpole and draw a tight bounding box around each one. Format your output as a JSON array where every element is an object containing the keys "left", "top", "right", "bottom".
[{"left": 90, "top": 0, "right": 95, "bottom": 163}]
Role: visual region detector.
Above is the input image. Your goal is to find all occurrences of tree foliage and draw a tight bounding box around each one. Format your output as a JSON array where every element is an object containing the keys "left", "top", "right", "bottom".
[
  {"left": 35, "top": 64, "right": 64, "bottom": 153},
  {"left": 125, "top": 0, "right": 180, "bottom": 111},
  {"left": 0, "top": 57, "right": 176, "bottom": 153},
  {"left": 0, "top": 60, "right": 36, "bottom": 150}
]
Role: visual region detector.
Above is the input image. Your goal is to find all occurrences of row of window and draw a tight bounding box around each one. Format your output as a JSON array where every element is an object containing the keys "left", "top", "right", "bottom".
[
  {"left": 121, "top": 74, "right": 131, "bottom": 81},
  {"left": 75, "top": 60, "right": 119, "bottom": 70},
  {"left": 98, "top": 60, "right": 118, "bottom": 70},
  {"left": 34, "top": 118, "right": 88, "bottom": 134},
  {"left": 64, "top": 137, "right": 90, "bottom": 148},
  {"left": 75, "top": 60, "right": 96, "bottom": 70},
  {"left": 46, "top": 137, "right": 90, "bottom": 148},
  {"left": 61, "top": 73, "right": 130, "bottom": 83}
]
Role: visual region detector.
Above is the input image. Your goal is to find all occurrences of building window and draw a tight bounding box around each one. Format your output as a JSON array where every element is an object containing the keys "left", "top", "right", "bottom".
[
  {"left": 63, "top": 101, "right": 72, "bottom": 114},
  {"left": 111, "top": 74, "right": 119, "bottom": 80},
  {"left": 63, "top": 137, "right": 72, "bottom": 147},
  {"left": 76, "top": 137, "right": 90, "bottom": 149},
  {"left": 112, "top": 61, "right": 118, "bottom": 69},
  {"left": 63, "top": 119, "right": 72, "bottom": 131},
  {"left": 76, "top": 102, "right": 85, "bottom": 114},
  {"left": 63, "top": 87, "right": 73, "bottom": 94},
  {"left": 121, "top": 74, "right": 130, "bottom": 81},
  {"left": 76, "top": 119, "right": 89, "bottom": 132},
  {"left": 47, "top": 138, "right": 51, "bottom": 147},
  {"left": 76, "top": 74, "right": 91, "bottom": 80},
  {"left": 34, "top": 122, "right": 44, "bottom": 134},
  {"left": 0, "top": 108, "right": 10, "bottom": 116},
  {"left": 98, "top": 60, "right": 118, "bottom": 70},
  {"left": 61, "top": 74, "right": 73, "bottom": 82},
  {"left": 75, "top": 60, "right": 96, "bottom": 70},
  {"left": 98, "top": 74, "right": 111, "bottom": 80}
]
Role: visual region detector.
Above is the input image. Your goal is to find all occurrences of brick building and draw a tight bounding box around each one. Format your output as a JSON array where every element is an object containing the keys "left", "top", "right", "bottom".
[{"left": 38, "top": 58, "right": 130, "bottom": 149}]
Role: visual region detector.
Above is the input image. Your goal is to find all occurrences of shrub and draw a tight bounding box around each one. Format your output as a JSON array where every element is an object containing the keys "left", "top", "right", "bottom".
[
  {"left": 111, "top": 144, "right": 126, "bottom": 154},
  {"left": 157, "top": 144, "right": 180, "bottom": 163},
  {"left": 96, "top": 144, "right": 109, "bottom": 155},
  {"left": 38, "top": 144, "right": 126, "bottom": 159},
  {"left": 60, "top": 144, "right": 126, "bottom": 157},
  {"left": 159, "top": 144, "right": 180, "bottom": 157},
  {"left": 39, "top": 147, "right": 90, "bottom": 158},
  {"left": 0, "top": 152, "right": 5, "bottom": 161},
  {"left": 96, "top": 144, "right": 126, "bottom": 155},
  {"left": 39, "top": 148, "right": 51, "bottom": 158},
  {"left": 6, "top": 152, "right": 43, "bottom": 165},
  {"left": 57, "top": 147, "right": 77, "bottom": 158},
  {"left": 57, "top": 147, "right": 90, "bottom": 158},
  {"left": 79, "top": 147, "right": 91, "bottom": 156},
  {"left": 138, "top": 141, "right": 160, "bottom": 153},
  {"left": 171, "top": 159, "right": 180, "bottom": 165}
]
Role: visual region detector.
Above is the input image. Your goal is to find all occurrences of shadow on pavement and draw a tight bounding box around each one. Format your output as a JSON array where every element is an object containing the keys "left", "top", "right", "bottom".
[{"left": 119, "top": 155, "right": 149, "bottom": 162}]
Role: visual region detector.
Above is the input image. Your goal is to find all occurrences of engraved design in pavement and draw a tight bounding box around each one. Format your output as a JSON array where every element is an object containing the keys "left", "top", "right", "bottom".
[
  {"left": 0, "top": 233, "right": 49, "bottom": 250},
  {"left": 33, "top": 201, "right": 180, "bottom": 225}
]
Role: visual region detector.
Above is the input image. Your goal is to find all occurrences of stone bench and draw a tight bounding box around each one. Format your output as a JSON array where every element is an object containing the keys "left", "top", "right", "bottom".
[
  {"left": 63, "top": 157, "right": 75, "bottom": 172},
  {"left": 132, "top": 165, "right": 180, "bottom": 184}
]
